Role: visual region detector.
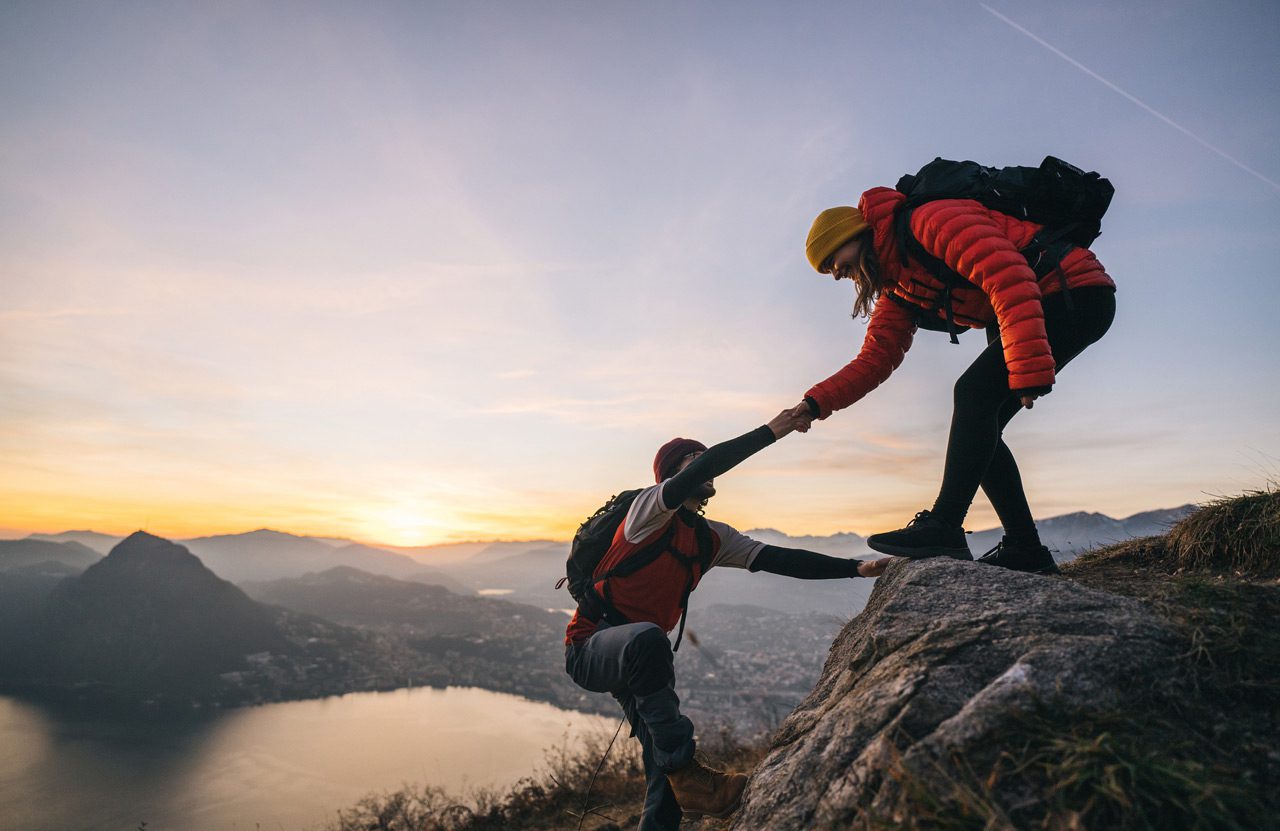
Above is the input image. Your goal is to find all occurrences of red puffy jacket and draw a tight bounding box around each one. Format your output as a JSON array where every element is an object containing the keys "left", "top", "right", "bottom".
[{"left": 805, "top": 187, "right": 1115, "bottom": 417}]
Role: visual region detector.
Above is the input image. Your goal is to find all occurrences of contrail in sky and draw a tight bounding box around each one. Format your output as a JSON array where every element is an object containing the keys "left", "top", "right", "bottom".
[{"left": 980, "top": 3, "right": 1280, "bottom": 194}]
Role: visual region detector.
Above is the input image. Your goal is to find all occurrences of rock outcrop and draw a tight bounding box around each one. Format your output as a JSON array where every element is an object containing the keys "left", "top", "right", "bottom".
[{"left": 732, "top": 558, "right": 1183, "bottom": 829}]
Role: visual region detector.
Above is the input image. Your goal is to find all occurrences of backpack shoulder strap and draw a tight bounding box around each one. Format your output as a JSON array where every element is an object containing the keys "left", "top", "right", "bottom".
[
  {"left": 692, "top": 514, "right": 714, "bottom": 571},
  {"left": 598, "top": 518, "right": 679, "bottom": 581}
]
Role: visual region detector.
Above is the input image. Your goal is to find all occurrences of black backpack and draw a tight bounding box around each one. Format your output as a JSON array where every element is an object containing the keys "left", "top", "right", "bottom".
[
  {"left": 555, "top": 489, "right": 712, "bottom": 651},
  {"left": 891, "top": 156, "right": 1114, "bottom": 341}
]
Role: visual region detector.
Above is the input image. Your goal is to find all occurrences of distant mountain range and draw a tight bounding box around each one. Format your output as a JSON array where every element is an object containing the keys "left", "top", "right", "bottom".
[
  {"left": 3, "top": 504, "right": 1197, "bottom": 618},
  {"left": 242, "top": 565, "right": 567, "bottom": 636},
  {"left": 1, "top": 532, "right": 300, "bottom": 706},
  {"left": 0, "top": 533, "right": 596, "bottom": 713},
  {"left": 741, "top": 505, "right": 1196, "bottom": 563},
  {"left": 0, "top": 538, "right": 101, "bottom": 573},
  {"left": 8, "top": 529, "right": 471, "bottom": 592},
  {"left": 26, "top": 530, "right": 123, "bottom": 554},
  {"left": 406, "top": 506, "right": 1196, "bottom": 617},
  {"left": 963, "top": 506, "right": 1196, "bottom": 562},
  {"left": 179, "top": 529, "right": 472, "bottom": 590},
  {"left": 0, "top": 504, "right": 1203, "bottom": 724}
]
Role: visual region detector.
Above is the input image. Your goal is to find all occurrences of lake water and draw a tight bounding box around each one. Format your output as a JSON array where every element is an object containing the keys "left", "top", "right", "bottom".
[{"left": 0, "top": 687, "right": 616, "bottom": 831}]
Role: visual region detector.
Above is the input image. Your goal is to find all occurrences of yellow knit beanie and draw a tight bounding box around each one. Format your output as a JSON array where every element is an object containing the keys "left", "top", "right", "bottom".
[{"left": 805, "top": 206, "right": 869, "bottom": 272}]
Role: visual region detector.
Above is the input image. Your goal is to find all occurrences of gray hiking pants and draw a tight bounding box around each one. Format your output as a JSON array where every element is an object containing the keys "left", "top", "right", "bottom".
[{"left": 565, "top": 620, "right": 695, "bottom": 831}]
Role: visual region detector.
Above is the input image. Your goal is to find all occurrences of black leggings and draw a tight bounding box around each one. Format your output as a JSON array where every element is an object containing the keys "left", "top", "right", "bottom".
[{"left": 930, "top": 286, "right": 1116, "bottom": 538}]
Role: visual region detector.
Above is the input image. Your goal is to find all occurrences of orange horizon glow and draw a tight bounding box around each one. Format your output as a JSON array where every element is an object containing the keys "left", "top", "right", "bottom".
[
  {"left": 0, "top": 485, "right": 952, "bottom": 547},
  {"left": 0, "top": 497, "right": 578, "bottom": 547},
  {"left": 0, "top": 484, "right": 1186, "bottom": 549}
]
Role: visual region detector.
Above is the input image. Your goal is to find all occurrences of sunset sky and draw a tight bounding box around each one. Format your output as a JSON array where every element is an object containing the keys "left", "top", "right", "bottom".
[{"left": 3, "top": 1, "right": 1278, "bottom": 546}]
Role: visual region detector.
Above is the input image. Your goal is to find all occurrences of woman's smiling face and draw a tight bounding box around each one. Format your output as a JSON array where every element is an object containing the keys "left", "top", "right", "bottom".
[{"left": 822, "top": 236, "right": 866, "bottom": 281}]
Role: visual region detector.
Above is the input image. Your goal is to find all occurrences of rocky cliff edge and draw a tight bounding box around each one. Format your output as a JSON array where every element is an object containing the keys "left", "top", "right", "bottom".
[{"left": 731, "top": 490, "right": 1278, "bottom": 830}]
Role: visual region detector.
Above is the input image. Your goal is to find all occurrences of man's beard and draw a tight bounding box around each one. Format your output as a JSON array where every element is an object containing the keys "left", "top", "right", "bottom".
[{"left": 692, "top": 481, "right": 716, "bottom": 501}]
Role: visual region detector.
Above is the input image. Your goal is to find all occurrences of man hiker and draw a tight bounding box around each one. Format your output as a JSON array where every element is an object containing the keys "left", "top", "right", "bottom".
[{"left": 563, "top": 410, "right": 891, "bottom": 829}]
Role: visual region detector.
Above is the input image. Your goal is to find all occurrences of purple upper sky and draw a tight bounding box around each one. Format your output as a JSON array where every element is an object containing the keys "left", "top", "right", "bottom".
[{"left": 2, "top": 1, "right": 1277, "bottom": 543}]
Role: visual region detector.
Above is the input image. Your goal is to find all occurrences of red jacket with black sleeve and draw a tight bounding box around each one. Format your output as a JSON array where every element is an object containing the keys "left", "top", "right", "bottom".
[{"left": 804, "top": 187, "right": 1115, "bottom": 418}]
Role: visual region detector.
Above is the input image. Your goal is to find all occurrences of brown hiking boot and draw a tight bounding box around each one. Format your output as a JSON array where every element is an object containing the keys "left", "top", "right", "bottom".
[{"left": 667, "top": 757, "right": 748, "bottom": 819}]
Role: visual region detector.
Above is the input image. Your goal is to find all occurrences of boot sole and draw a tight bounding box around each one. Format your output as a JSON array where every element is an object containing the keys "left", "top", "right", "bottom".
[
  {"left": 977, "top": 557, "right": 1061, "bottom": 575},
  {"left": 867, "top": 539, "right": 973, "bottom": 561}
]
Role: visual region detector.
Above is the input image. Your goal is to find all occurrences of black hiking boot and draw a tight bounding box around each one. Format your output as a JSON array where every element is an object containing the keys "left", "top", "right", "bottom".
[
  {"left": 866, "top": 511, "right": 972, "bottom": 560},
  {"left": 977, "top": 537, "right": 1061, "bottom": 575}
]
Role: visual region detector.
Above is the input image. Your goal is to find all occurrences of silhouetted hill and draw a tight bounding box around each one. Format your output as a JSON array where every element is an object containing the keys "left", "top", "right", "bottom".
[
  {"left": 0, "top": 571, "right": 69, "bottom": 630},
  {"left": 327, "top": 542, "right": 472, "bottom": 593},
  {"left": 0, "top": 538, "right": 101, "bottom": 573},
  {"left": 10, "top": 532, "right": 291, "bottom": 695},
  {"left": 243, "top": 566, "right": 564, "bottom": 635}
]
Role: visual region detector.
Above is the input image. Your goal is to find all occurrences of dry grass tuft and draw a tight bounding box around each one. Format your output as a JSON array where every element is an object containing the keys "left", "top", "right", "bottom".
[
  {"left": 1063, "top": 535, "right": 1172, "bottom": 573},
  {"left": 1165, "top": 488, "right": 1280, "bottom": 576},
  {"left": 318, "top": 720, "right": 770, "bottom": 831},
  {"left": 851, "top": 706, "right": 1273, "bottom": 831}
]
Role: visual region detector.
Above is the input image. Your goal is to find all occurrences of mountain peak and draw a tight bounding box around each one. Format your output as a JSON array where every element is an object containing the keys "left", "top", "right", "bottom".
[
  {"left": 222, "top": 528, "right": 301, "bottom": 541},
  {"left": 30, "top": 532, "right": 290, "bottom": 695},
  {"left": 108, "top": 531, "right": 205, "bottom": 569}
]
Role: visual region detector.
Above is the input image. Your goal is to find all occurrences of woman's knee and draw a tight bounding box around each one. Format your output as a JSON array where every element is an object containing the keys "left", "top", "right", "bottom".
[{"left": 953, "top": 369, "right": 1007, "bottom": 413}]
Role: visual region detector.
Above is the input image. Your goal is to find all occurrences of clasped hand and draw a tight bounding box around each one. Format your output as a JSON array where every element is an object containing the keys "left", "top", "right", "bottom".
[{"left": 767, "top": 405, "right": 815, "bottom": 439}]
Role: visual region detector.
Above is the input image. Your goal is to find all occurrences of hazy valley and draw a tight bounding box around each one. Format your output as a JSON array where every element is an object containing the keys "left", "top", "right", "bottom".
[{"left": 0, "top": 504, "right": 1194, "bottom": 730}]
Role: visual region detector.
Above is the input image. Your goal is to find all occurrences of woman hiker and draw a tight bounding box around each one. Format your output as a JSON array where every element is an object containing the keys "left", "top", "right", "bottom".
[{"left": 792, "top": 184, "right": 1116, "bottom": 574}]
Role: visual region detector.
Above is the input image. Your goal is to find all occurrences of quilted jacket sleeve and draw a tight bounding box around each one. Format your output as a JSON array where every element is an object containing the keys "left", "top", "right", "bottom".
[
  {"left": 911, "top": 200, "right": 1056, "bottom": 392},
  {"left": 804, "top": 295, "right": 916, "bottom": 418}
]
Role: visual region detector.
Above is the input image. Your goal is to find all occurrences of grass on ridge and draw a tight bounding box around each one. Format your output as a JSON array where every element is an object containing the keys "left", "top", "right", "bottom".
[
  {"left": 853, "top": 705, "right": 1272, "bottom": 831},
  {"left": 1165, "top": 488, "right": 1280, "bottom": 577}
]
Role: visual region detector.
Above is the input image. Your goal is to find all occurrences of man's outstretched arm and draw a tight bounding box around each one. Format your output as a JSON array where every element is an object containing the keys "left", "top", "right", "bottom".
[
  {"left": 749, "top": 546, "right": 892, "bottom": 579},
  {"left": 661, "top": 410, "right": 810, "bottom": 510}
]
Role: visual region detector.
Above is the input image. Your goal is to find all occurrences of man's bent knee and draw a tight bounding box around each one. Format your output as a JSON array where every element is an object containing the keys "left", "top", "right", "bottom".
[{"left": 624, "top": 625, "right": 675, "bottom": 696}]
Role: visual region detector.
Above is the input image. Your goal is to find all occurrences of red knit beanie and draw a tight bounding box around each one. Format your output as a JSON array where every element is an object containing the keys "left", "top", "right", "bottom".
[{"left": 653, "top": 437, "right": 707, "bottom": 483}]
